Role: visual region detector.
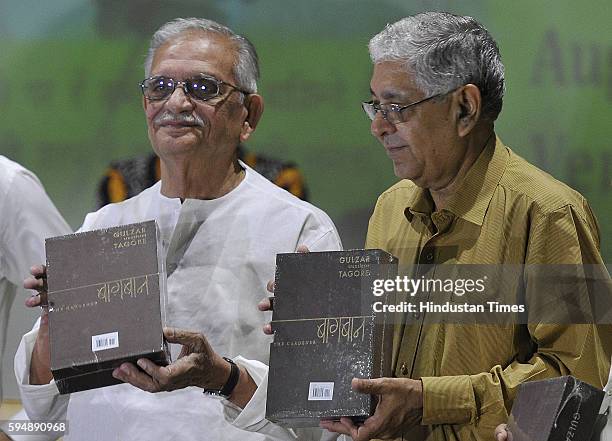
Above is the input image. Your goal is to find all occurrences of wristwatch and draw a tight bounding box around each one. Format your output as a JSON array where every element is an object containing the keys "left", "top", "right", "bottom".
[{"left": 203, "top": 357, "right": 240, "bottom": 399}]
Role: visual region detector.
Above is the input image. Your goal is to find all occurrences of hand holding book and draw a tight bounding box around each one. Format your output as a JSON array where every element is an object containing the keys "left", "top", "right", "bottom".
[
  {"left": 23, "top": 264, "right": 53, "bottom": 385},
  {"left": 319, "top": 377, "right": 424, "bottom": 440},
  {"left": 112, "top": 327, "right": 257, "bottom": 408}
]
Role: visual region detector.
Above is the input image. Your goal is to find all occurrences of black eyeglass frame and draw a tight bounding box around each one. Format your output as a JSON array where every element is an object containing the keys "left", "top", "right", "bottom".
[
  {"left": 361, "top": 88, "right": 456, "bottom": 124},
  {"left": 140, "top": 74, "right": 251, "bottom": 102}
]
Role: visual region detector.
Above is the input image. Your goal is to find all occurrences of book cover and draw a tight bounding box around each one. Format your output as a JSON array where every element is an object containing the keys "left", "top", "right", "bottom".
[
  {"left": 46, "top": 220, "right": 169, "bottom": 394},
  {"left": 507, "top": 376, "right": 605, "bottom": 441},
  {"left": 266, "top": 249, "right": 397, "bottom": 427}
]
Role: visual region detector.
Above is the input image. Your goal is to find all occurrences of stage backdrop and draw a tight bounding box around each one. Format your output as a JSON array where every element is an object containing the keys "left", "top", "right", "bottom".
[
  {"left": 0, "top": 0, "right": 610, "bottom": 401},
  {"left": 0, "top": 0, "right": 609, "bottom": 251}
]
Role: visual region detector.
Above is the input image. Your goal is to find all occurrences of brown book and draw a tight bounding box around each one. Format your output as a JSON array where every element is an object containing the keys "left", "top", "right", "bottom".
[
  {"left": 46, "top": 220, "right": 169, "bottom": 394},
  {"left": 507, "top": 376, "right": 605, "bottom": 441},
  {"left": 266, "top": 249, "right": 397, "bottom": 427}
]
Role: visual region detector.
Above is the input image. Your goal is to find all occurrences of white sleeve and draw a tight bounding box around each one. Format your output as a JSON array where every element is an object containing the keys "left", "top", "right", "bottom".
[
  {"left": 0, "top": 169, "right": 71, "bottom": 286},
  {"left": 13, "top": 318, "right": 69, "bottom": 428},
  {"left": 297, "top": 212, "right": 343, "bottom": 253},
  {"left": 222, "top": 359, "right": 340, "bottom": 441},
  {"left": 76, "top": 211, "right": 101, "bottom": 233},
  {"left": 304, "top": 230, "right": 343, "bottom": 253}
]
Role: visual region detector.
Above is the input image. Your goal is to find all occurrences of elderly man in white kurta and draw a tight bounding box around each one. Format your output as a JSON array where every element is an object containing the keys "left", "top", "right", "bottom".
[{"left": 15, "top": 18, "right": 341, "bottom": 441}]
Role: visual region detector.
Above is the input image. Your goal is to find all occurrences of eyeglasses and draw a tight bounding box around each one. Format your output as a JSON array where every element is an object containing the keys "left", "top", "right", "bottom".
[
  {"left": 362, "top": 91, "right": 448, "bottom": 124},
  {"left": 140, "top": 75, "right": 250, "bottom": 102}
]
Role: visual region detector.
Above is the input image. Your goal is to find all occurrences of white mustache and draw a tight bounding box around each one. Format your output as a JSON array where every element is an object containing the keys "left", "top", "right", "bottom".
[{"left": 154, "top": 111, "right": 205, "bottom": 127}]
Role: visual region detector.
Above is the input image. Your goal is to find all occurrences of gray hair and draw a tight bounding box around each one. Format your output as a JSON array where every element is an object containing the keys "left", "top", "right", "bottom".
[
  {"left": 369, "top": 12, "right": 505, "bottom": 122},
  {"left": 144, "top": 18, "right": 259, "bottom": 93}
]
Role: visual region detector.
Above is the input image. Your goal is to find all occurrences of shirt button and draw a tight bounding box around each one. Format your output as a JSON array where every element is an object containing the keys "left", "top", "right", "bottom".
[{"left": 400, "top": 362, "right": 409, "bottom": 376}]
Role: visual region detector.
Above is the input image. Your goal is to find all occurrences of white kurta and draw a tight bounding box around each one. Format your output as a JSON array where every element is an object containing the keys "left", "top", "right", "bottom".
[
  {"left": 15, "top": 162, "right": 342, "bottom": 441},
  {"left": 0, "top": 155, "right": 71, "bottom": 441},
  {"left": 224, "top": 358, "right": 343, "bottom": 441}
]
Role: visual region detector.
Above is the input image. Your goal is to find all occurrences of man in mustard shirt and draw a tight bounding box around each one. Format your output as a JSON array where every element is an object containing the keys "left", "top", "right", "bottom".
[{"left": 319, "top": 11, "right": 610, "bottom": 441}]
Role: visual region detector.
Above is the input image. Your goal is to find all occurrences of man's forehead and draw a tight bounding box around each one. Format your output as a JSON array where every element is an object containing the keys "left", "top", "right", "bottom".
[
  {"left": 151, "top": 31, "right": 236, "bottom": 75},
  {"left": 370, "top": 86, "right": 412, "bottom": 101},
  {"left": 370, "top": 61, "right": 419, "bottom": 100}
]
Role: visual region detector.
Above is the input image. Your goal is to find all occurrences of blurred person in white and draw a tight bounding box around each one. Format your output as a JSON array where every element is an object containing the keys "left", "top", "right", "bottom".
[
  {"left": 0, "top": 155, "right": 71, "bottom": 441},
  {"left": 15, "top": 17, "right": 341, "bottom": 441}
]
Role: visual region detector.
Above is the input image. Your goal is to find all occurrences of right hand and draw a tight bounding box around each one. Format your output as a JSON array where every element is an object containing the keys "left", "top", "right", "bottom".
[{"left": 23, "top": 264, "right": 53, "bottom": 384}]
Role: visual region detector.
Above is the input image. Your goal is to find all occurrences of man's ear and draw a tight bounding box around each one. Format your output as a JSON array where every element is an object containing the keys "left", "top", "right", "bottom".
[
  {"left": 454, "top": 84, "right": 481, "bottom": 137},
  {"left": 240, "top": 94, "right": 264, "bottom": 143}
]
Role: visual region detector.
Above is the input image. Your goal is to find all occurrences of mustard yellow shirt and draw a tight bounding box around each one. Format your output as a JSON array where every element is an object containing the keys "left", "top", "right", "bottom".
[{"left": 365, "top": 136, "right": 610, "bottom": 440}]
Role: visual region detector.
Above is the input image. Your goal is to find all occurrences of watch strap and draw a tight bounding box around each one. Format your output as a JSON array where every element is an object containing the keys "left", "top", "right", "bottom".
[{"left": 203, "top": 356, "right": 240, "bottom": 398}]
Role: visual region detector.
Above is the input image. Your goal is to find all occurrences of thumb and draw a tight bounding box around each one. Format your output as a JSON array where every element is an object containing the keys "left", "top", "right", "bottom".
[
  {"left": 163, "top": 327, "right": 202, "bottom": 345},
  {"left": 352, "top": 377, "right": 386, "bottom": 395}
]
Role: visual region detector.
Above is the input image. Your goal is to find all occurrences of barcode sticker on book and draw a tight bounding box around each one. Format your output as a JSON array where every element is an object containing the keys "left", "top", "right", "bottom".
[
  {"left": 91, "top": 332, "right": 119, "bottom": 352},
  {"left": 308, "top": 382, "right": 334, "bottom": 401}
]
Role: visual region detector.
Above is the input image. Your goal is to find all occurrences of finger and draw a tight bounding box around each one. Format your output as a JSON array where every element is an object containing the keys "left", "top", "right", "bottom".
[
  {"left": 137, "top": 358, "right": 169, "bottom": 382},
  {"left": 263, "top": 323, "right": 273, "bottom": 335},
  {"left": 30, "top": 265, "right": 46, "bottom": 278},
  {"left": 258, "top": 297, "right": 272, "bottom": 311},
  {"left": 319, "top": 419, "right": 356, "bottom": 438},
  {"left": 352, "top": 377, "right": 386, "bottom": 395},
  {"left": 24, "top": 276, "right": 45, "bottom": 291},
  {"left": 296, "top": 245, "right": 310, "bottom": 253},
  {"left": 339, "top": 417, "right": 363, "bottom": 440},
  {"left": 266, "top": 280, "right": 275, "bottom": 293},
  {"left": 353, "top": 417, "right": 383, "bottom": 441},
  {"left": 25, "top": 294, "right": 43, "bottom": 308},
  {"left": 112, "top": 362, "right": 160, "bottom": 393}
]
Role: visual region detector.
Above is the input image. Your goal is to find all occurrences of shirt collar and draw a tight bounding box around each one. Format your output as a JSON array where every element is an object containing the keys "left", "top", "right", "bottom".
[{"left": 404, "top": 135, "right": 509, "bottom": 226}]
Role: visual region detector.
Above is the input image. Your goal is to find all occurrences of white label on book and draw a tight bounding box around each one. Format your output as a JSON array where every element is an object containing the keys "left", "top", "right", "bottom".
[
  {"left": 92, "top": 332, "right": 119, "bottom": 352},
  {"left": 308, "top": 382, "right": 334, "bottom": 401}
]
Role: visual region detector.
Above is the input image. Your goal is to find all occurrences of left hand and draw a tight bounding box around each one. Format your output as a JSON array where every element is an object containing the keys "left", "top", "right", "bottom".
[
  {"left": 319, "top": 377, "right": 423, "bottom": 441},
  {"left": 112, "top": 327, "right": 229, "bottom": 393}
]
